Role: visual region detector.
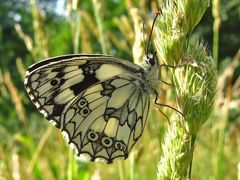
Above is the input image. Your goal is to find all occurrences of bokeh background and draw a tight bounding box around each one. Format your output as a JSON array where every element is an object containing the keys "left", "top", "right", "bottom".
[{"left": 0, "top": 0, "right": 239, "bottom": 179}]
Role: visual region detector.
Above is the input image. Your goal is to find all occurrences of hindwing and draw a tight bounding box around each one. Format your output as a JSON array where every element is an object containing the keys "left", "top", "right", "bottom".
[{"left": 24, "top": 54, "right": 150, "bottom": 163}]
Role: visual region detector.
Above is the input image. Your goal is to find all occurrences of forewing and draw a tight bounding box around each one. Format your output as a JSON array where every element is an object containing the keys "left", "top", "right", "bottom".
[{"left": 24, "top": 54, "right": 143, "bottom": 127}]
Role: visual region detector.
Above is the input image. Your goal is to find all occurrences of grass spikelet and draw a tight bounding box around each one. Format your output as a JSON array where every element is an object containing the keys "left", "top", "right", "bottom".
[{"left": 154, "top": 0, "right": 216, "bottom": 178}]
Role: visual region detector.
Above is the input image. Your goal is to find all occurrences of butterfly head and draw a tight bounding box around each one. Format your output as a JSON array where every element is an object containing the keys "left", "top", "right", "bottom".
[
  {"left": 145, "top": 52, "right": 159, "bottom": 67},
  {"left": 142, "top": 52, "right": 159, "bottom": 71},
  {"left": 141, "top": 52, "right": 162, "bottom": 92}
]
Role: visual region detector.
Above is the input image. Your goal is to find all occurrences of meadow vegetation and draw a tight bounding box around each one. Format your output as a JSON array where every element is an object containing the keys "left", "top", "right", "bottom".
[{"left": 0, "top": 0, "right": 239, "bottom": 179}]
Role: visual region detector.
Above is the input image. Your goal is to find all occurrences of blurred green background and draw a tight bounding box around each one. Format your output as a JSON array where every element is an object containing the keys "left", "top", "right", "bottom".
[{"left": 0, "top": 0, "right": 239, "bottom": 179}]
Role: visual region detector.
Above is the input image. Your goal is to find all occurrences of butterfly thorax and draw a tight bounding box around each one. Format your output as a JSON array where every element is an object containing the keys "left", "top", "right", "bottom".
[{"left": 141, "top": 55, "right": 160, "bottom": 94}]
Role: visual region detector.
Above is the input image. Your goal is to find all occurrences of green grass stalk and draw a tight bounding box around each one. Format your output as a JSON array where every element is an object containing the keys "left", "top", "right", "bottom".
[
  {"left": 4, "top": 72, "right": 28, "bottom": 128},
  {"left": 118, "top": 160, "right": 126, "bottom": 180},
  {"left": 214, "top": 79, "right": 230, "bottom": 180},
  {"left": 67, "top": 150, "right": 73, "bottom": 180},
  {"left": 30, "top": 0, "right": 49, "bottom": 59},
  {"left": 215, "top": 119, "right": 227, "bottom": 180},
  {"left": 154, "top": 0, "right": 216, "bottom": 179},
  {"left": 215, "top": 52, "right": 240, "bottom": 179},
  {"left": 92, "top": 0, "right": 108, "bottom": 54},
  {"left": 212, "top": 0, "right": 221, "bottom": 65},
  {"left": 130, "top": 8, "right": 145, "bottom": 65},
  {"left": 130, "top": 154, "right": 135, "bottom": 180},
  {"left": 212, "top": 1, "right": 225, "bottom": 178},
  {"left": 66, "top": 0, "right": 81, "bottom": 53},
  {"left": 73, "top": 11, "right": 81, "bottom": 54},
  {"left": 28, "top": 126, "right": 52, "bottom": 173}
]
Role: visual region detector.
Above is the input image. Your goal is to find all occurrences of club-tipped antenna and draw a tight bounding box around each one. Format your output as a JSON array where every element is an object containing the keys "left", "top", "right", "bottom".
[
  {"left": 142, "top": 21, "right": 148, "bottom": 56},
  {"left": 146, "top": 12, "right": 160, "bottom": 56}
]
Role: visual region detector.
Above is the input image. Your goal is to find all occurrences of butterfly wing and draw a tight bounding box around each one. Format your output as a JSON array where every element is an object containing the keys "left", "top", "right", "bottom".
[
  {"left": 25, "top": 54, "right": 143, "bottom": 126},
  {"left": 24, "top": 54, "right": 150, "bottom": 163},
  {"left": 60, "top": 74, "right": 150, "bottom": 163}
]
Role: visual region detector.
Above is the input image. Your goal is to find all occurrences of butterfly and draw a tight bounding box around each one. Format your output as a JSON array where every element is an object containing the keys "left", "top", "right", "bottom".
[
  {"left": 23, "top": 12, "right": 170, "bottom": 164},
  {"left": 24, "top": 53, "right": 162, "bottom": 164}
]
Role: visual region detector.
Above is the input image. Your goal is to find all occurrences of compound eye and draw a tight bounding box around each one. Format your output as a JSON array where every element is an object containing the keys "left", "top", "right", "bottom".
[
  {"left": 148, "top": 57, "right": 155, "bottom": 66},
  {"left": 78, "top": 98, "right": 87, "bottom": 108},
  {"left": 87, "top": 130, "right": 99, "bottom": 142},
  {"left": 101, "top": 136, "right": 113, "bottom": 148}
]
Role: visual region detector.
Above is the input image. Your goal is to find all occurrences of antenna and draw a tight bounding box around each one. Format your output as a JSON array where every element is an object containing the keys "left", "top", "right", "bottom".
[
  {"left": 142, "top": 21, "right": 148, "bottom": 56},
  {"left": 146, "top": 12, "right": 160, "bottom": 55}
]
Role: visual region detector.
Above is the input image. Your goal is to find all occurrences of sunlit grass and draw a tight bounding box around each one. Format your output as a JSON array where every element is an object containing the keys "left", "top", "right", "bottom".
[{"left": 0, "top": 0, "right": 239, "bottom": 179}]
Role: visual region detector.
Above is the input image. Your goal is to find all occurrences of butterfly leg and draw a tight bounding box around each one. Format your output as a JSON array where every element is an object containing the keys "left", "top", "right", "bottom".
[
  {"left": 152, "top": 89, "right": 186, "bottom": 121},
  {"left": 158, "top": 62, "right": 186, "bottom": 86}
]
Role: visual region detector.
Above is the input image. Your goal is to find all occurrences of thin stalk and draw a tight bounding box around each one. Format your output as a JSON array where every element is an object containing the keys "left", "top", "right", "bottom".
[
  {"left": 92, "top": 0, "right": 108, "bottom": 54},
  {"left": 238, "top": 163, "right": 240, "bottom": 180},
  {"left": 215, "top": 122, "right": 227, "bottom": 180},
  {"left": 130, "top": 8, "right": 145, "bottom": 65},
  {"left": 212, "top": 0, "right": 221, "bottom": 65},
  {"left": 130, "top": 153, "right": 135, "bottom": 180},
  {"left": 4, "top": 72, "right": 28, "bottom": 127},
  {"left": 67, "top": 149, "right": 73, "bottom": 180},
  {"left": 66, "top": 0, "right": 81, "bottom": 54},
  {"left": 188, "top": 134, "right": 196, "bottom": 179},
  {"left": 118, "top": 160, "right": 126, "bottom": 180},
  {"left": 214, "top": 86, "right": 231, "bottom": 180},
  {"left": 30, "top": 0, "right": 49, "bottom": 59},
  {"left": 73, "top": 11, "right": 81, "bottom": 54},
  {"left": 12, "top": 153, "right": 20, "bottom": 180},
  {"left": 27, "top": 126, "right": 52, "bottom": 173}
]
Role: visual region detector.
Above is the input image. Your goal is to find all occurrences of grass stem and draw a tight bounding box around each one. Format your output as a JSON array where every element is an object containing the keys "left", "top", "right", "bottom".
[{"left": 212, "top": 0, "right": 221, "bottom": 66}]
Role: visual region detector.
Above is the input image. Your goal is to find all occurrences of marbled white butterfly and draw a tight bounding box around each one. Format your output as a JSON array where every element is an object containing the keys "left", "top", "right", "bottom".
[
  {"left": 24, "top": 14, "right": 171, "bottom": 164},
  {"left": 24, "top": 53, "right": 162, "bottom": 164}
]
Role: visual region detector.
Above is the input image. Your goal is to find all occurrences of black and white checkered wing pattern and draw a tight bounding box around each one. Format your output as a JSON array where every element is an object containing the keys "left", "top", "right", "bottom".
[{"left": 24, "top": 54, "right": 150, "bottom": 163}]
